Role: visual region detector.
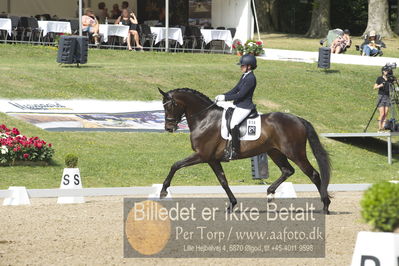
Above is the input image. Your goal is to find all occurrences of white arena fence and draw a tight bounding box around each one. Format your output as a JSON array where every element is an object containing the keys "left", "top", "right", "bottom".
[{"left": 0, "top": 184, "right": 372, "bottom": 199}]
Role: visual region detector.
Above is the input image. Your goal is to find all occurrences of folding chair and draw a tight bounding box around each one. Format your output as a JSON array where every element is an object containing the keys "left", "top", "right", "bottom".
[{"left": 139, "top": 24, "right": 155, "bottom": 50}]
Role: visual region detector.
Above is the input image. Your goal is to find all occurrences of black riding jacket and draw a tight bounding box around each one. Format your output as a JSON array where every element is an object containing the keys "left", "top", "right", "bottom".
[{"left": 224, "top": 71, "right": 256, "bottom": 109}]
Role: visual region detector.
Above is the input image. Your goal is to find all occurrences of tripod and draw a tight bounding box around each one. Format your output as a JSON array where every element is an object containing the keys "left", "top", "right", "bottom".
[{"left": 364, "top": 79, "right": 399, "bottom": 132}]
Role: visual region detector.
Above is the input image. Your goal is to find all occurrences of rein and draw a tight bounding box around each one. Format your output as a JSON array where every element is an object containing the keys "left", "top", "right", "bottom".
[
  {"left": 188, "top": 102, "right": 217, "bottom": 119},
  {"left": 163, "top": 99, "right": 217, "bottom": 123}
]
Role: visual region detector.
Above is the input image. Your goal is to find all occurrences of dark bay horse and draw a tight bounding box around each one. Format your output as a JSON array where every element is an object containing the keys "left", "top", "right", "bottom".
[{"left": 158, "top": 88, "right": 331, "bottom": 214}]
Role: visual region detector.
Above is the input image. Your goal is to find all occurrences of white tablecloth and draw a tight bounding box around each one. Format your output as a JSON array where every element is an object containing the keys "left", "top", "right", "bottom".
[
  {"left": 200, "top": 29, "right": 233, "bottom": 47},
  {"left": 150, "top": 27, "right": 183, "bottom": 45},
  {"left": 38, "top": 21, "right": 72, "bottom": 36},
  {"left": 99, "top": 24, "right": 129, "bottom": 43},
  {"left": 0, "top": 18, "right": 12, "bottom": 36}
]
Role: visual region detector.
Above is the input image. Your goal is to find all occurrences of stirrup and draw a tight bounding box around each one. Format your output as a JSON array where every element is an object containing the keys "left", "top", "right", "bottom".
[{"left": 222, "top": 142, "right": 238, "bottom": 161}]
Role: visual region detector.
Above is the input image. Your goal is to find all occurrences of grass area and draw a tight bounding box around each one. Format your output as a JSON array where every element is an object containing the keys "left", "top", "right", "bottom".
[
  {"left": 260, "top": 33, "right": 399, "bottom": 58},
  {"left": 0, "top": 43, "right": 398, "bottom": 189}
]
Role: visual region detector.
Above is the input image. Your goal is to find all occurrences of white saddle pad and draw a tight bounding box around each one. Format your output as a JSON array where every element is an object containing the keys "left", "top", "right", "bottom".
[{"left": 221, "top": 108, "right": 262, "bottom": 141}]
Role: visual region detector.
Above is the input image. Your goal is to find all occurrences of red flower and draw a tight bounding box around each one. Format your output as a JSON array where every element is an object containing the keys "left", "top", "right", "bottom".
[
  {"left": 23, "top": 153, "right": 29, "bottom": 159},
  {"left": 49, "top": 143, "right": 52, "bottom": 148},
  {"left": 237, "top": 41, "right": 241, "bottom": 45},
  {"left": 11, "top": 128, "right": 20, "bottom": 136},
  {"left": 13, "top": 148, "right": 18, "bottom": 152},
  {"left": 232, "top": 44, "right": 236, "bottom": 49},
  {"left": 256, "top": 41, "right": 262, "bottom": 45}
]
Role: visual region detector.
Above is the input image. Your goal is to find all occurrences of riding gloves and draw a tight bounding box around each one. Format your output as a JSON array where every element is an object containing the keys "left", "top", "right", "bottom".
[{"left": 215, "top": 95, "right": 225, "bottom": 102}]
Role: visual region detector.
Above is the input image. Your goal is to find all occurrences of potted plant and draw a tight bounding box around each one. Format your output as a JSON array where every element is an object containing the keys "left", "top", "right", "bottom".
[
  {"left": 57, "top": 153, "right": 84, "bottom": 204},
  {"left": 243, "top": 40, "right": 265, "bottom": 56},
  {"left": 232, "top": 40, "right": 244, "bottom": 56},
  {"left": 0, "top": 124, "right": 54, "bottom": 166},
  {"left": 351, "top": 182, "right": 399, "bottom": 265}
]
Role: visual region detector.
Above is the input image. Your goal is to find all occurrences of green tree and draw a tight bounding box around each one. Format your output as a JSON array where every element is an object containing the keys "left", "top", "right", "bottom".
[
  {"left": 364, "top": 0, "right": 395, "bottom": 37},
  {"left": 254, "top": 0, "right": 279, "bottom": 32}
]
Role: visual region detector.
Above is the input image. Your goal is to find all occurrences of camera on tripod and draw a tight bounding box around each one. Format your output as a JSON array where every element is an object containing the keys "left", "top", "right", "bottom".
[
  {"left": 365, "top": 63, "right": 399, "bottom": 132},
  {"left": 381, "top": 62, "right": 399, "bottom": 131},
  {"left": 382, "top": 62, "right": 397, "bottom": 82}
]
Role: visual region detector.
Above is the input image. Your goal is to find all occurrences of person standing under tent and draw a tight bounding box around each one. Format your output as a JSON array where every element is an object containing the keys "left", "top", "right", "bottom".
[
  {"left": 121, "top": 1, "right": 129, "bottom": 10},
  {"left": 111, "top": 4, "right": 122, "bottom": 19},
  {"left": 96, "top": 2, "right": 109, "bottom": 24}
]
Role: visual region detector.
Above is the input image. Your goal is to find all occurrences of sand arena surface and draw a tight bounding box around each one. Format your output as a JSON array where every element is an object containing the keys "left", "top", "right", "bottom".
[{"left": 0, "top": 191, "right": 369, "bottom": 265}]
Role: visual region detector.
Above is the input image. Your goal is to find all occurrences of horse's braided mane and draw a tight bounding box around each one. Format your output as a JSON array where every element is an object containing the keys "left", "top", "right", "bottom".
[{"left": 168, "top": 88, "right": 214, "bottom": 104}]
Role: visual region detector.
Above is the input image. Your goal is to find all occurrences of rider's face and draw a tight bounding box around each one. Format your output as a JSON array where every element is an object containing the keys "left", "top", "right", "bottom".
[{"left": 241, "top": 65, "right": 250, "bottom": 73}]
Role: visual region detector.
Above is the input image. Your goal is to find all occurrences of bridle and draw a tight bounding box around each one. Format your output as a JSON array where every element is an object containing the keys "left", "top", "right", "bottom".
[{"left": 163, "top": 98, "right": 217, "bottom": 125}]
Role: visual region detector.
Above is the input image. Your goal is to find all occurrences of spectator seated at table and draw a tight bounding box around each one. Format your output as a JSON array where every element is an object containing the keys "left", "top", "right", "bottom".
[
  {"left": 115, "top": 8, "right": 143, "bottom": 50},
  {"left": 111, "top": 4, "right": 121, "bottom": 19},
  {"left": 361, "top": 30, "right": 384, "bottom": 56},
  {"left": 330, "top": 29, "right": 351, "bottom": 54},
  {"left": 82, "top": 8, "right": 100, "bottom": 46},
  {"left": 96, "top": 2, "right": 109, "bottom": 24}
]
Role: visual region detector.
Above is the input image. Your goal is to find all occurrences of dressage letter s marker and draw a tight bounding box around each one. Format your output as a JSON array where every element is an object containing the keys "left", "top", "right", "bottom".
[
  {"left": 63, "top": 174, "right": 70, "bottom": 185},
  {"left": 74, "top": 174, "right": 80, "bottom": 185}
]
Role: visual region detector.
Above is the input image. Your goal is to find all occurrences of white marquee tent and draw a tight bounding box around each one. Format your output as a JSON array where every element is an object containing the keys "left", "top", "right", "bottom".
[{"left": 0, "top": 0, "right": 258, "bottom": 46}]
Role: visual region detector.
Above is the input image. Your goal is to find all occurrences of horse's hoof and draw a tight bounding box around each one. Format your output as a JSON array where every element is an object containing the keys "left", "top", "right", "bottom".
[
  {"left": 323, "top": 209, "right": 330, "bottom": 215},
  {"left": 226, "top": 202, "right": 237, "bottom": 213},
  {"left": 160, "top": 191, "right": 168, "bottom": 199},
  {"left": 266, "top": 193, "right": 275, "bottom": 202}
]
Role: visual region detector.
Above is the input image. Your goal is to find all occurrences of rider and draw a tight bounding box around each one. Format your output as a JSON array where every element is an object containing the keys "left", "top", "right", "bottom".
[{"left": 215, "top": 54, "right": 257, "bottom": 160}]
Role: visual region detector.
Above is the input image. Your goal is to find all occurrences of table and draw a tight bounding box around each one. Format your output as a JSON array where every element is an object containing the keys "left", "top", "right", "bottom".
[
  {"left": 200, "top": 29, "right": 233, "bottom": 47},
  {"left": 150, "top": 27, "right": 183, "bottom": 45},
  {"left": 38, "top": 21, "right": 72, "bottom": 36},
  {"left": 0, "top": 18, "right": 12, "bottom": 36},
  {"left": 99, "top": 24, "right": 129, "bottom": 43}
]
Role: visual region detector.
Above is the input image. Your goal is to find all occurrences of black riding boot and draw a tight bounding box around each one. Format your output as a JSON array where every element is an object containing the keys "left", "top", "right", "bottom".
[
  {"left": 230, "top": 125, "right": 240, "bottom": 159},
  {"left": 223, "top": 126, "right": 240, "bottom": 161}
]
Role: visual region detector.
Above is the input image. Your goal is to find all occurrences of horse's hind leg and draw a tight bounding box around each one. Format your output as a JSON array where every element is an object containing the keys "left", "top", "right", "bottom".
[
  {"left": 291, "top": 156, "right": 331, "bottom": 214},
  {"left": 266, "top": 149, "right": 295, "bottom": 197},
  {"left": 208, "top": 161, "right": 237, "bottom": 212}
]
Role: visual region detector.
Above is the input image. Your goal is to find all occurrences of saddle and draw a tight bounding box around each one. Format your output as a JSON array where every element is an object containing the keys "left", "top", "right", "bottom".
[{"left": 225, "top": 107, "right": 259, "bottom": 137}]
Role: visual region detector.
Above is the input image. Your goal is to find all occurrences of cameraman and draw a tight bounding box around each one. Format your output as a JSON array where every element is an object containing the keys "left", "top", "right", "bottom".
[{"left": 374, "top": 66, "right": 391, "bottom": 131}]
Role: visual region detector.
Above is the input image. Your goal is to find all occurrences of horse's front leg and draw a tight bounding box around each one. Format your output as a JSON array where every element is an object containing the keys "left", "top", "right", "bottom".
[
  {"left": 208, "top": 160, "right": 237, "bottom": 212},
  {"left": 160, "top": 153, "right": 203, "bottom": 198}
]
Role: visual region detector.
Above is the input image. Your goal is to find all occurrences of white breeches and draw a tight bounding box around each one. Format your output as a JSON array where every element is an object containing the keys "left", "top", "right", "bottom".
[{"left": 230, "top": 107, "right": 252, "bottom": 129}]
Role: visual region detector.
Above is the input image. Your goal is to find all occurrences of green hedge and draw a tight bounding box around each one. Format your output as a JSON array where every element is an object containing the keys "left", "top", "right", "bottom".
[{"left": 361, "top": 182, "right": 399, "bottom": 232}]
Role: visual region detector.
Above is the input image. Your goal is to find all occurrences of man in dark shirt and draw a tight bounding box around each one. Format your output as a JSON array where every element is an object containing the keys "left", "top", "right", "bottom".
[{"left": 215, "top": 54, "right": 257, "bottom": 160}]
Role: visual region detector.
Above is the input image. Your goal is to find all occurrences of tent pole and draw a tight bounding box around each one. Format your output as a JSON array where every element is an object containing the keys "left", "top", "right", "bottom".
[
  {"left": 165, "top": 0, "right": 169, "bottom": 52},
  {"left": 79, "top": 0, "right": 83, "bottom": 36},
  {"left": 251, "top": 0, "right": 261, "bottom": 41}
]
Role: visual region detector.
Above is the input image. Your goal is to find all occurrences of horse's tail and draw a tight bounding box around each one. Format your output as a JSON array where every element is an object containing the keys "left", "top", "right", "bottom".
[{"left": 299, "top": 118, "right": 331, "bottom": 199}]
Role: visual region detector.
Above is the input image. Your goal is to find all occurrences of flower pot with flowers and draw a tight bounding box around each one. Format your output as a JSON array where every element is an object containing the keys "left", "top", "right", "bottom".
[
  {"left": 232, "top": 40, "right": 244, "bottom": 56},
  {"left": 243, "top": 40, "right": 265, "bottom": 56},
  {"left": 0, "top": 124, "right": 54, "bottom": 166}
]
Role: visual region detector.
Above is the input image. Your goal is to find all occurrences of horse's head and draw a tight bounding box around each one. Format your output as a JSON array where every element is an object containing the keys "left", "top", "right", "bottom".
[{"left": 158, "top": 88, "right": 185, "bottom": 133}]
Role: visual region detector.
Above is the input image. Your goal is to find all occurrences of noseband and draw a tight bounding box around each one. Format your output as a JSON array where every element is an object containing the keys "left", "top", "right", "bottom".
[{"left": 163, "top": 99, "right": 183, "bottom": 124}]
